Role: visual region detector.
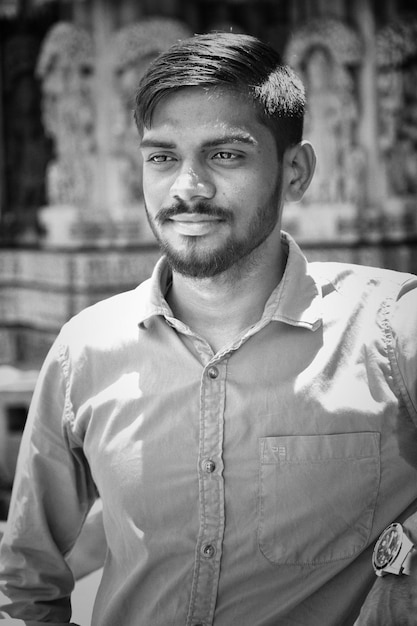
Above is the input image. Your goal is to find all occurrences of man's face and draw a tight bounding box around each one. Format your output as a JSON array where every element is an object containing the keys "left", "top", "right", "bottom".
[{"left": 140, "top": 87, "right": 284, "bottom": 278}]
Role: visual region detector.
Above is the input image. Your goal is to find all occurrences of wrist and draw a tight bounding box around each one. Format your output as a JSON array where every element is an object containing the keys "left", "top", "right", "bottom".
[{"left": 403, "top": 516, "right": 417, "bottom": 544}]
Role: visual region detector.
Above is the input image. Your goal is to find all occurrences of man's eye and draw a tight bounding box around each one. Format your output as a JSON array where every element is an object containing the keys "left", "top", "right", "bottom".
[
  {"left": 213, "top": 152, "right": 236, "bottom": 160},
  {"left": 148, "top": 155, "right": 173, "bottom": 163}
]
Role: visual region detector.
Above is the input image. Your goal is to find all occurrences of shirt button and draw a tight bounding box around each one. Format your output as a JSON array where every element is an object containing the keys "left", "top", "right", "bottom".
[
  {"left": 207, "top": 366, "right": 219, "bottom": 379},
  {"left": 202, "top": 459, "right": 216, "bottom": 473},
  {"left": 201, "top": 543, "right": 216, "bottom": 558}
]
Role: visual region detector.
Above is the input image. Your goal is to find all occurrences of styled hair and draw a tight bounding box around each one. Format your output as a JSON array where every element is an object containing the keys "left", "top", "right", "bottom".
[{"left": 134, "top": 32, "right": 306, "bottom": 155}]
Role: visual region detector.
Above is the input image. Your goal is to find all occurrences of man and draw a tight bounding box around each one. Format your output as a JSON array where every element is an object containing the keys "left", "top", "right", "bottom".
[{"left": 1, "top": 32, "right": 417, "bottom": 626}]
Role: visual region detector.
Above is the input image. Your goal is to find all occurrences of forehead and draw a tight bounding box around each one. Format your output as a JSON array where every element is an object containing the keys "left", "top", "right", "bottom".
[{"left": 142, "top": 86, "right": 273, "bottom": 145}]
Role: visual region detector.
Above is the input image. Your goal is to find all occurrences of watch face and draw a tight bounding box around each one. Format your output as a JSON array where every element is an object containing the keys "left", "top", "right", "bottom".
[{"left": 374, "top": 524, "right": 402, "bottom": 568}]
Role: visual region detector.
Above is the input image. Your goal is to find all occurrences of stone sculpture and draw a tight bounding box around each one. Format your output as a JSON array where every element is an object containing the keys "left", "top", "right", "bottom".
[
  {"left": 285, "top": 18, "right": 365, "bottom": 207},
  {"left": 36, "top": 22, "right": 95, "bottom": 209}
]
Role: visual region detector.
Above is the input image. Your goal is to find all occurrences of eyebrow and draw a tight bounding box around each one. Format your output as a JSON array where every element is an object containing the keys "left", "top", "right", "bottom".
[{"left": 140, "top": 132, "right": 257, "bottom": 150}]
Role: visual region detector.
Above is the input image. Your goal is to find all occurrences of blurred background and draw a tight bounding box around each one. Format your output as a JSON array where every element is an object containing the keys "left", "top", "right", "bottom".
[{"left": 0, "top": 0, "right": 417, "bottom": 519}]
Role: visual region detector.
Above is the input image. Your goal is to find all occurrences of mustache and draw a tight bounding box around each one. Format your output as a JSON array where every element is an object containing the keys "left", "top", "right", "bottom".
[{"left": 156, "top": 199, "right": 232, "bottom": 222}]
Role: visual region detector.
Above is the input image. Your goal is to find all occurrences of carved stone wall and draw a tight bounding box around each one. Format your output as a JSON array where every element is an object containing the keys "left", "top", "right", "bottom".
[
  {"left": 0, "top": 245, "right": 161, "bottom": 364},
  {"left": 36, "top": 22, "right": 96, "bottom": 209},
  {"left": 35, "top": 16, "right": 191, "bottom": 247},
  {"left": 283, "top": 18, "right": 365, "bottom": 241},
  {"left": 285, "top": 18, "right": 365, "bottom": 207},
  {"left": 376, "top": 17, "right": 417, "bottom": 199},
  {"left": 283, "top": 14, "right": 417, "bottom": 243}
]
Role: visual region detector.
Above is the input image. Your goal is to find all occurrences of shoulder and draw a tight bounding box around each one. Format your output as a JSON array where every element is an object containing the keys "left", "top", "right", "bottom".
[
  {"left": 389, "top": 277, "right": 417, "bottom": 418},
  {"left": 309, "top": 261, "right": 417, "bottom": 417},
  {"left": 58, "top": 277, "right": 154, "bottom": 353},
  {"left": 309, "top": 260, "right": 417, "bottom": 303}
]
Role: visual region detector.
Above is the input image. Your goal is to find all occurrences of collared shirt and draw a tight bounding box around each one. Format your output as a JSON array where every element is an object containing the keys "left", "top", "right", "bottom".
[{"left": 1, "top": 233, "right": 417, "bottom": 626}]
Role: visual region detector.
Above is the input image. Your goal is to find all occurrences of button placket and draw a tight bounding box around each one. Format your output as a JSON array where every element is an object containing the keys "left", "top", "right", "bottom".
[{"left": 186, "top": 360, "right": 226, "bottom": 626}]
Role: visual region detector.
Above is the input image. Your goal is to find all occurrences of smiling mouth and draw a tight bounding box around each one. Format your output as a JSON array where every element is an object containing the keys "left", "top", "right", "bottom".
[
  {"left": 167, "top": 214, "right": 226, "bottom": 236},
  {"left": 169, "top": 214, "right": 224, "bottom": 223}
]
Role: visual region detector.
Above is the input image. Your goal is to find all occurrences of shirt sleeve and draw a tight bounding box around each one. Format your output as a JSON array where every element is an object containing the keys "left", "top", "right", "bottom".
[
  {"left": 0, "top": 333, "right": 97, "bottom": 624},
  {"left": 391, "top": 277, "right": 417, "bottom": 427}
]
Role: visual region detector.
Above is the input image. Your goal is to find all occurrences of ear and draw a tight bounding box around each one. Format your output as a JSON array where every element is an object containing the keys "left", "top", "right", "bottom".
[{"left": 283, "top": 141, "right": 316, "bottom": 203}]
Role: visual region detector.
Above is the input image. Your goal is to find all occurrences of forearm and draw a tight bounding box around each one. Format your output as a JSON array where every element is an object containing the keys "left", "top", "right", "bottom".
[
  {"left": 354, "top": 514, "right": 417, "bottom": 626},
  {"left": 0, "top": 338, "right": 95, "bottom": 622},
  {"left": 403, "top": 512, "right": 417, "bottom": 542}
]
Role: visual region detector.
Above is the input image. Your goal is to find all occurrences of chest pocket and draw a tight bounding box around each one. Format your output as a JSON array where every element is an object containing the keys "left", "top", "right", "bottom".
[{"left": 258, "top": 432, "right": 380, "bottom": 566}]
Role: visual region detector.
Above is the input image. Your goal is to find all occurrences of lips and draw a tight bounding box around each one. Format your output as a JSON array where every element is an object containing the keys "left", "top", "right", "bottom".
[
  {"left": 167, "top": 214, "right": 225, "bottom": 236},
  {"left": 169, "top": 213, "right": 223, "bottom": 223}
]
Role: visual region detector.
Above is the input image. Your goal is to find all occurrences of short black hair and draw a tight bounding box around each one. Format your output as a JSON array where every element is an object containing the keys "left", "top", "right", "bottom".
[{"left": 134, "top": 32, "right": 305, "bottom": 156}]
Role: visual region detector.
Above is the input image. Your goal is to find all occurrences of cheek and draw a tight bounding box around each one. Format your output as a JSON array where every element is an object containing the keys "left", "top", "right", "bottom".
[
  {"left": 143, "top": 170, "right": 174, "bottom": 200},
  {"left": 220, "top": 173, "right": 257, "bottom": 200},
  {"left": 142, "top": 173, "right": 162, "bottom": 205},
  {"left": 142, "top": 188, "right": 160, "bottom": 218},
  {"left": 231, "top": 172, "right": 274, "bottom": 205}
]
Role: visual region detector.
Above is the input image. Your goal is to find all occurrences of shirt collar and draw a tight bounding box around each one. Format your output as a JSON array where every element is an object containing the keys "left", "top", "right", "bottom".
[
  {"left": 265, "top": 232, "right": 322, "bottom": 330},
  {"left": 137, "top": 257, "right": 173, "bottom": 326},
  {"left": 137, "top": 231, "right": 323, "bottom": 331}
]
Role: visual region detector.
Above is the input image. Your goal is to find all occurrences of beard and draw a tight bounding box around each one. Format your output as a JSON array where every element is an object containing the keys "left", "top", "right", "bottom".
[{"left": 145, "top": 176, "right": 282, "bottom": 279}]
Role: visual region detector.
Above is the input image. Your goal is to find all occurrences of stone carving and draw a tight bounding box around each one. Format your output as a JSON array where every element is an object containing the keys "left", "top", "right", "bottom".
[
  {"left": 376, "top": 18, "right": 417, "bottom": 198},
  {"left": 36, "top": 22, "right": 95, "bottom": 209},
  {"left": 110, "top": 18, "right": 192, "bottom": 206},
  {"left": 35, "top": 17, "right": 191, "bottom": 244},
  {"left": 285, "top": 18, "right": 365, "bottom": 207}
]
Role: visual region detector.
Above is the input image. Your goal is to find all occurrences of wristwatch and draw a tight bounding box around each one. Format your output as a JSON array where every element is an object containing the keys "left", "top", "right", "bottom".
[{"left": 372, "top": 522, "right": 416, "bottom": 577}]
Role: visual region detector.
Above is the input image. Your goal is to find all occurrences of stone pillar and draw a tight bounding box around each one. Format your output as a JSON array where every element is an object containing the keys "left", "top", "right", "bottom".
[
  {"left": 374, "top": 15, "right": 417, "bottom": 239},
  {"left": 91, "top": 0, "right": 119, "bottom": 213},
  {"left": 351, "top": 0, "right": 385, "bottom": 208}
]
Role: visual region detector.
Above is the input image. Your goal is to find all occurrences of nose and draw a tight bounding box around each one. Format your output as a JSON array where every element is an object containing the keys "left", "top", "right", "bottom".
[{"left": 169, "top": 165, "right": 215, "bottom": 203}]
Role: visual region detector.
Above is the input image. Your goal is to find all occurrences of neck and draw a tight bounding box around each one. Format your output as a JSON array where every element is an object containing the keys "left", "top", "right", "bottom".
[{"left": 166, "top": 236, "right": 287, "bottom": 353}]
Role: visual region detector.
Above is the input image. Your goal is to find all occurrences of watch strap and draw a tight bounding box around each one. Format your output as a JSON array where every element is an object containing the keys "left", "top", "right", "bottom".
[{"left": 401, "top": 543, "right": 416, "bottom": 575}]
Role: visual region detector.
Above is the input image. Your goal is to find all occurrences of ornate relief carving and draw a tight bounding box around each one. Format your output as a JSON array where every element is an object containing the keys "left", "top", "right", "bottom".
[
  {"left": 376, "top": 18, "right": 417, "bottom": 199},
  {"left": 110, "top": 18, "right": 191, "bottom": 206},
  {"left": 36, "top": 18, "right": 191, "bottom": 246},
  {"left": 36, "top": 22, "right": 95, "bottom": 209},
  {"left": 285, "top": 18, "right": 365, "bottom": 207}
]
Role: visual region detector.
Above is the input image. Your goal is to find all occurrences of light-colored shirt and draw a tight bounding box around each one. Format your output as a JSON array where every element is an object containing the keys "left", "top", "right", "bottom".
[{"left": 1, "top": 233, "right": 417, "bottom": 626}]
